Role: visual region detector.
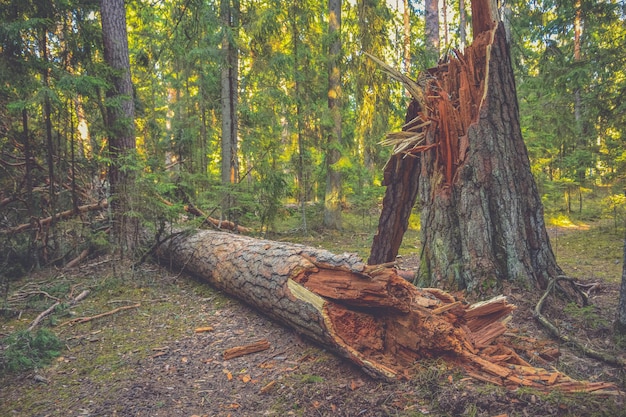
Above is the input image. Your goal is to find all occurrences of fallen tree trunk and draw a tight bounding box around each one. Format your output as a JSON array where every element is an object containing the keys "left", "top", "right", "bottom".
[{"left": 156, "top": 229, "right": 618, "bottom": 394}]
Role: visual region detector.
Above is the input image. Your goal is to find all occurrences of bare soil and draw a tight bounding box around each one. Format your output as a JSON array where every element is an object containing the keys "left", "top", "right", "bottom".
[{"left": 1, "top": 227, "right": 626, "bottom": 416}]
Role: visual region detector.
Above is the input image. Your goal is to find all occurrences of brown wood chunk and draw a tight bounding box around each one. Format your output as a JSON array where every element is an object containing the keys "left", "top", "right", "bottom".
[{"left": 223, "top": 339, "right": 271, "bottom": 360}]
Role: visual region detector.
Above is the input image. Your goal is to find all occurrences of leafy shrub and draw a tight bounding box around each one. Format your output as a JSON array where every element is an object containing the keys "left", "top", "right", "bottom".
[{"left": 0, "top": 329, "right": 63, "bottom": 375}]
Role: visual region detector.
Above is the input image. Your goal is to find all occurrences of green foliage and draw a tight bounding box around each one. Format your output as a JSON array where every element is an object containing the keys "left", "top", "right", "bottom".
[{"left": 0, "top": 329, "right": 63, "bottom": 375}]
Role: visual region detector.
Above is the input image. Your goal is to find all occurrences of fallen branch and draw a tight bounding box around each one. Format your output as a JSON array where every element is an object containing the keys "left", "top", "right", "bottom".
[
  {"left": 65, "top": 248, "right": 91, "bottom": 269},
  {"left": 1, "top": 201, "right": 108, "bottom": 235},
  {"left": 534, "top": 276, "right": 626, "bottom": 367},
  {"left": 184, "top": 203, "right": 251, "bottom": 234},
  {"left": 58, "top": 303, "right": 140, "bottom": 327},
  {"left": 27, "top": 290, "right": 90, "bottom": 331}
]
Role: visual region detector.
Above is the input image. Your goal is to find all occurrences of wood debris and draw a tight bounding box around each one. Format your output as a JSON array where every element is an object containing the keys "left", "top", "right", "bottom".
[{"left": 223, "top": 339, "right": 271, "bottom": 360}]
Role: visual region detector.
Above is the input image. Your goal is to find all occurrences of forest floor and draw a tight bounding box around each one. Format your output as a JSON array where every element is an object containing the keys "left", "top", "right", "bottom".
[{"left": 1, "top": 219, "right": 626, "bottom": 416}]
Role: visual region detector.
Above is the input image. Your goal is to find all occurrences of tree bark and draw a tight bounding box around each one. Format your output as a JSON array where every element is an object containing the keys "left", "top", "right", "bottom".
[
  {"left": 156, "top": 229, "right": 616, "bottom": 393},
  {"left": 372, "top": 0, "right": 562, "bottom": 292},
  {"left": 617, "top": 201, "right": 626, "bottom": 333},
  {"left": 101, "top": 0, "right": 137, "bottom": 254},
  {"left": 323, "top": 0, "right": 343, "bottom": 230},
  {"left": 425, "top": 0, "right": 439, "bottom": 62},
  {"left": 368, "top": 100, "right": 421, "bottom": 265},
  {"left": 220, "top": 0, "right": 239, "bottom": 221}
]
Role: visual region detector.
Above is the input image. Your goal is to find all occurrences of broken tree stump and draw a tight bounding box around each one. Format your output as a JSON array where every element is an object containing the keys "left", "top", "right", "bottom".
[{"left": 156, "top": 229, "right": 619, "bottom": 394}]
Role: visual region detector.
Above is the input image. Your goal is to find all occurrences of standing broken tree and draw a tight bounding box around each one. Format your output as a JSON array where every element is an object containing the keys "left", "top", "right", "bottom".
[{"left": 370, "top": 0, "right": 562, "bottom": 291}]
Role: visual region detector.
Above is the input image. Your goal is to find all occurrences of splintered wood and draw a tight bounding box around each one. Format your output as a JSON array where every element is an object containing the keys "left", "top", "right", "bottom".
[
  {"left": 157, "top": 230, "right": 620, "bottom": 394},
  {"left": 223, "top": 339, "right": 271, "bottom": 360}
]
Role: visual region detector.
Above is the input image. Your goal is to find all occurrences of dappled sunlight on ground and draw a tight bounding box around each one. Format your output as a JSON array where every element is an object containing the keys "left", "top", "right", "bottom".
[{"left": 547, "top": 214, "right": 590, "bottom": 230}]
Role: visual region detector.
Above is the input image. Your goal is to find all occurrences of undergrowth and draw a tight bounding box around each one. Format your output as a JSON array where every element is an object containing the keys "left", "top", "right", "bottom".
[{"left": 0, "top": 328, "right": 62, "bottom": 375}]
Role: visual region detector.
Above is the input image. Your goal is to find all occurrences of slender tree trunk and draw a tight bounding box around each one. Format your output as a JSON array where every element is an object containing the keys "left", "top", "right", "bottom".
[
  {"left": 220, "top": 0, "right": 239, "bottom": 221},
  {"left": 41, "top": 31, "right": 56, "bottom": 228},
  {"left": 324, "top": 0, "right": 342, "bottom": 229},
  {"left": 22, "top": 109, "right": 33, "bottom": 217},
  {"left": 425, "top": 0, "right": 439, "bottom": 62},
  {"left": 617, "top": 201, "right": 626, "bottom": 333},
  {"left": 459, "top": 0, "right": 467, "bottom": 50},
  {"left": 291, "top": 5, "right": 307, "bottom": 235},
  {"left": 403, "top": 0, "right": 410, "bottom": 74},
  {"left": 101, "top": 0, "right": 138, "bottom": 255}
]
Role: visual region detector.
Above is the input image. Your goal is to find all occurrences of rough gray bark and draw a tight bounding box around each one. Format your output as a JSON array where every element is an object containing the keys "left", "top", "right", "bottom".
[
  {"left": 416, "top": 4, "right": 561, "bottom": 291},
  {"left": 101, "top": 0, "right": 137, "bottom": 254},
  {"left": 372, "top": 0, "right": 561, "bottom": 292}
]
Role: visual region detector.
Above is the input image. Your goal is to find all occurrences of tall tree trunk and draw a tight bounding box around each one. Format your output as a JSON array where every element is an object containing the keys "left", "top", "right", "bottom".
[
  {"left": 324, "top": 0, "right": 342, "bottom": 229},
  {"left": 459, "top": 0, "right": 467, "bottom": 50},
  {"left": 22, "top": 109, "right": 33, "bottom": 218},
  {"left": 425, "top": 0, "right": 439, "bottom": 62},
  {"left": 220, "top": 0, "right": 239, "bottom": 221},
  {"left": 289, "top": 5, "right": 308, "bottom": 234},
  {"left": 617, "top": 210, "right": 626, "bottom": 333},
  {"left": 41, "top": 31, "right": 56, "bottom": 229},
  {"left": 101, "top": 0, "right": 138, "bottom": 255},
  {"left": 403, "top": 0, "right": 410, "bottom": 74},
  {"left": 371, "top": 0, "right": 561, "bottom": 292}
]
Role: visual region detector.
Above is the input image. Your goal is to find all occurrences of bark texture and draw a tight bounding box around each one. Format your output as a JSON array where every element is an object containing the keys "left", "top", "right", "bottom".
[
  {"left": 101, "top": 0, "right": 137, "bottom": 253},
  {"left": 617, "top": 231, "right": 626, "bottom": 333},
  {"left": 417, "top": 21, "right": 561, "bottom": 291},
  {"left": 220, "top": 0, "right": 239, "bottom": 218},
  {"left": 323, "top": 0, "right": 342, "bottom": 229},
  {"left": 368, "top": 101, "right": 421, "bottom": 265},
  {"left": 156, "top": 230, "right": 616, "bottom": 393},
  {"left": 372, "top": 0, "right": 561, "bottom": 292}
]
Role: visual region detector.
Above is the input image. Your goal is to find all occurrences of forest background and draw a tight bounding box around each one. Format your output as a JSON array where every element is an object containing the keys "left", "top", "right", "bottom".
[
  {"left": 1, "top": 0, "right": 625, "bottom": 289},
  {"left": 2, "top": 1, "right": 626, "bottom": 415}
]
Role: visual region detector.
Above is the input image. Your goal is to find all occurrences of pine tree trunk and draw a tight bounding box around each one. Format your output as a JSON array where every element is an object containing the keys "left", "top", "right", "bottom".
[
  {"left": 369, "top": 101, "right": 421, "bottom": 265},
  {"left": 425, "top": 0, "right": 439, "bottom": 62},
  {"left": 155, "top": 229, "right": 614, "bottom": 393},
  {"left": 155, "top": 230, "right": 514, "bottom": 380},
  {"left": 617, "top": 213, "right": 626, "bottom": 333},
  {"left": 101, "top": 0, "right": 138, "bottom": 255},
  {"left": 418, "top": 18, "right": 561, "bottom": 291},
  {"left": 220, "top": 0, "right": 239, "bottom": 220},
  {"left": 323, "top": 0, "right": 342, "bottom": 229},
  {"left": 371, "top": 0, "right": 561, "bottom": 292}
]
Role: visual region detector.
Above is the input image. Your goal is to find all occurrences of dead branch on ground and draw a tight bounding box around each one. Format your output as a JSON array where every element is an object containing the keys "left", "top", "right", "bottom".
[
  {"left": 58, "top": 303, "right": 140, "bottom": 327},
  {"left": 27, "top": 290, "right": 90, "bottom": 331},
  {"left": 534, "top": 275, "right": 626, "bottom": 367}
]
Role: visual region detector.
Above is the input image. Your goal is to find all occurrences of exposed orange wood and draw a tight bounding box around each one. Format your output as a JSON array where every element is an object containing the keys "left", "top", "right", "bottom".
[{"left": 223, "top": 339, "right": 271, "bottom": 360}]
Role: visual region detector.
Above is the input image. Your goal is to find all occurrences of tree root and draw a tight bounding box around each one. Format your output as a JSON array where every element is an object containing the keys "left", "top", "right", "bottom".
[{"left": 534, "top": 275, "right": 626, "bottom": 367}]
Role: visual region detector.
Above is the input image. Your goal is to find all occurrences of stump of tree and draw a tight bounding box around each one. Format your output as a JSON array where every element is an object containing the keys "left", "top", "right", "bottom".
[{"left": 369, "top": 0, "right": 562, "bottom": 292}]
